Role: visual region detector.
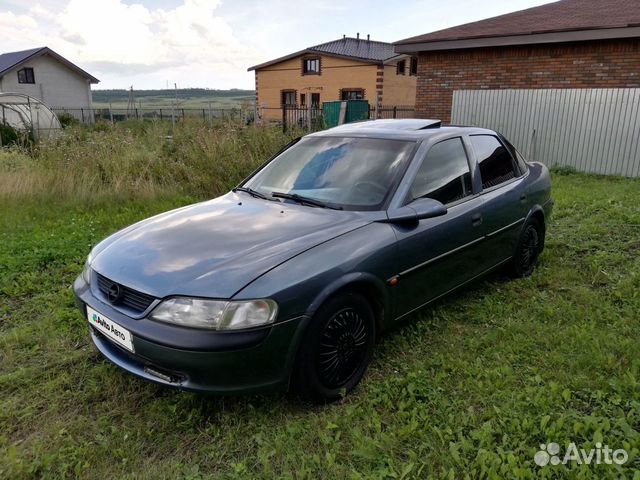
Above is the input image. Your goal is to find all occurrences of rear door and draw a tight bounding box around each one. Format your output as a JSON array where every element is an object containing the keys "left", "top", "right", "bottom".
[
  {"left": 391, "top": 137, "right": 487, "bottom": 318},
  {"left": 468, "top": 134, "right": 529, "bottom": 265}
]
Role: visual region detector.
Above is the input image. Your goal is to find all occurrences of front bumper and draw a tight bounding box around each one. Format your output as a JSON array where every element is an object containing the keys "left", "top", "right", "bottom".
[{"left": 74, "top": 276, "right": 309, "bottom": 394}]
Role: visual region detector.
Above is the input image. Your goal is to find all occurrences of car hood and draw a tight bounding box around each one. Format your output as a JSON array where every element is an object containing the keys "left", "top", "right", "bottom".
[{"left": 91, "top": 192, "right": 372, "bottom": 299}]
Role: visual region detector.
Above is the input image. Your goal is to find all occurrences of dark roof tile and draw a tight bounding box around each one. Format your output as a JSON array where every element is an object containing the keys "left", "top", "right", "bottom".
[
  {"left": 310, "top": 37, "right": 396, "bottom": 61},
  {"left": 0, "top": 47, "right": 44, "bottom": 76},
  {"left": 0, "top": 46, "right": 98, "bottom": 83},
  {"left": 248, "top": 37, "right": 398, "bottom": 71},
  {"left": 396, "top": 0, "right": 640, "bottom": 45}
]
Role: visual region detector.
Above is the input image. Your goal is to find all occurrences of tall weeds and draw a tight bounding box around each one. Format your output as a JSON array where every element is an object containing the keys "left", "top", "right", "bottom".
[{"left": 0, "top": 120, "right": 297, "bottom": 202}]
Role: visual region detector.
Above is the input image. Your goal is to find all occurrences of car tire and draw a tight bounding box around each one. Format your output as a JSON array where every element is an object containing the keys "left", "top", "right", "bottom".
[
  {"left": 292, "top": 292, "right": 375, "bottom": 403},
  {"left": 511, "top": 216, "right": 544, "bottom": 277}
]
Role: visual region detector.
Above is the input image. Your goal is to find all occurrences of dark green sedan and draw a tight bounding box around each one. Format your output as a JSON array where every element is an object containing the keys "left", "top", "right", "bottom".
[{"left": 74, "top": 119, "right": 553, "bottom": 402}]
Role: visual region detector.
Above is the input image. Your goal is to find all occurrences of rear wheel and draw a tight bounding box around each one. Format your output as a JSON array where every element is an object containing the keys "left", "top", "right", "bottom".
[
  {"left": 292, "top": 292, "right": 375, "bottom": 402},
  {"left": 511, "top": 217, "right": 544, "bottom": 277}
]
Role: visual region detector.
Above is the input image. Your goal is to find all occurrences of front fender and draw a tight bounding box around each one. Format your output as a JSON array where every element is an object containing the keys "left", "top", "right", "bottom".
[
  {"left": 233, "top": 222, "right": 398, "bottom": 323},
  {"left": 305, "top": 271, "right": 389, "bottom": 320}
]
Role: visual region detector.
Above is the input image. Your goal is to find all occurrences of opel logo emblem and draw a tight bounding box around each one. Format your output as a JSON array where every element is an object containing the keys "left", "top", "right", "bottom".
[{"left": 107, "top": 282, "right": 123, "bottom": 304}]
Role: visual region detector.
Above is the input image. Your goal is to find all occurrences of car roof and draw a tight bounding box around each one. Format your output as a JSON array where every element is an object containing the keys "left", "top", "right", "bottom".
[{"left": 308, "top": 119, "right": 497, "bottom": 141}]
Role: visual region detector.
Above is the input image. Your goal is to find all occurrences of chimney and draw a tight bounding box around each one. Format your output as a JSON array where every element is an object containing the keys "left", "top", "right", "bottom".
[
  {"left": 367, "top": 34, "right": 370, "bottom": 41},
  {"left": 343, "top": 34, "right": 346, "bottom": 39},
  {"left": 357, "top": 32, "right": 360, "bottom": 40}
]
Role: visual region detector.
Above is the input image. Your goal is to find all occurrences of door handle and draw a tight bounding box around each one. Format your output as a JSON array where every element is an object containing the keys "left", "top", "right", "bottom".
[
  {"left": 471, "top": 213, "right": 483, "bottom": 227},
  {"left": 520, "top": 193, "right": 527, "bottom": 202}
]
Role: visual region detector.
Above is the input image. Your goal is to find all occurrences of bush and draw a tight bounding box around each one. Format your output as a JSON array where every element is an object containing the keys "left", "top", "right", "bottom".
[
  {"left": 0, "top": 119, "right": 299, "bottom": 201},
  {"left": 56, "top": 112, "right": 79, "bottom": 128},
  {"left": 0, "top": 123, "right": 34, "bottom": 147},
  {"left": 0, "top": 123, "right": 19, "bottom": 146},
  {"left": 550, "top": 164, "right": 578, "bottom": 176}
]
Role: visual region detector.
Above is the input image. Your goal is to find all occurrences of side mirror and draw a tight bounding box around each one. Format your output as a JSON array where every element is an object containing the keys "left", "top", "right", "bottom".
[
  {"left": 385, "top": 198, "right": 447, "bottom": 224},
  {"left": 411, "top": 197, "right": 448, "bottom": 220}
]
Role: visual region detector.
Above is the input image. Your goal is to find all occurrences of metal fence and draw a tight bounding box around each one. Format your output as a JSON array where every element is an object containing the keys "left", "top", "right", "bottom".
[
  {"left": 374, "top": 105, "right": 416, "bottom": 119},
  {"left": 51, "top": 107, "right": 250, "bottom": 125},
  {"left": 452, "top": 88, "right": 640, "bottom": 177},
  {"left": 48, "top": 102, "right": 417, "bottom": 133},
  {"left": 259, "top": 103, "right": 416, "bottom": 132}
]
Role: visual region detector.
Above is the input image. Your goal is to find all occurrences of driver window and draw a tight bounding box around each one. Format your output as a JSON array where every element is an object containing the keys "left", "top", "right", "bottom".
[{"left": 409, "top": 137, "right": 472, "bottom": 205}]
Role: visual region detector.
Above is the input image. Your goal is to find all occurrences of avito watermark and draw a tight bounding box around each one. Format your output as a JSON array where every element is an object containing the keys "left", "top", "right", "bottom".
[{"left": 534, "top": 442, "right": 629, "bottom": 467}]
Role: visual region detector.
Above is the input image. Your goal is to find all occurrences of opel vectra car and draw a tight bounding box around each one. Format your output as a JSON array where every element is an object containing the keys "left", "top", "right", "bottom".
[{"left": 74, "top": 119, "right": 553, "bottom": 401}]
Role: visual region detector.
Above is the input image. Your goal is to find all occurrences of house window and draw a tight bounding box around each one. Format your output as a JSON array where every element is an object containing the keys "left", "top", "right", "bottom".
[
  {"left": 281, "top": 90, "right": 296, "bottom": 107},
  {"left": 302, "top": 57, "right": 321, "bottom": 75},
  {"left": 300, "top": 93, "right": 306, "bottom": 106},
  {"left": 341, "top": 89, "right": 365, "bottom": 101},
  {"left": 311, "top": 93, "right": 320, "bottom": 106},
  {"left": 410, "top": 57, "right": 418, "bottom": 76},
  {"left": 396, "top": 60, "right": 406, "bottom": 75},
  {"left": 17, "top": 67, "right": 35, "bottom": 84}
]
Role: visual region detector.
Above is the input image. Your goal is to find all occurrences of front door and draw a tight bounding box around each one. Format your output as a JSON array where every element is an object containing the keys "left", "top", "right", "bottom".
[{"left": 390, "top": 137, "right": 487, "bottom": 318}]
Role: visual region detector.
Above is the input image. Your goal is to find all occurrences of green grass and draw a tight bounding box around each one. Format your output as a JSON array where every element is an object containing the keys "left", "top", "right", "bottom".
[
  {"left": 0, "top": 121, "right": 296, "bottom": 201},
  {"left": 1, "top": 131, "right": 639, "bottom": 478}
]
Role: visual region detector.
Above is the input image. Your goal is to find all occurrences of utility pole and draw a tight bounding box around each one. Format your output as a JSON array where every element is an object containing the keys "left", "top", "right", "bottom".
[
  {"left": 171, "top": 83, "right": 177, "bottom": 130},
  {"left": 126, "top": 86, "right": 135, "bottom": 118}
]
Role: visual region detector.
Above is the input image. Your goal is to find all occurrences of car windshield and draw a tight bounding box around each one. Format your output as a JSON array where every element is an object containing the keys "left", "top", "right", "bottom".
[{"left": 244, "top": 136, "right": 415, "bottom": 210}]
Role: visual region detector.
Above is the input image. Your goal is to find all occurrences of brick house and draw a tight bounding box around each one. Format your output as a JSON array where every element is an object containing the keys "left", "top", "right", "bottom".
[
  {"left": 394, "top": 0, "right": 640, "bottom": 122},
  {"left": 249, "top": 35, "right": 417, "bottom": 120}
]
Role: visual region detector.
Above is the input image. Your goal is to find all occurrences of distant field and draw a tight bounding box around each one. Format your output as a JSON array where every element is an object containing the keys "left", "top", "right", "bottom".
[{"left": 92, "top": 88, "right": 255, "bottom": 110}]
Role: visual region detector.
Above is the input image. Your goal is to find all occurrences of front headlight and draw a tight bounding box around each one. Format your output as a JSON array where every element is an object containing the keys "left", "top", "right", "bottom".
[
  {"left": 82, "top": 253, "right": 93, "bottom": 284},
  {"left": 149, "top": 298, "right": 278, "bottom": 330}
]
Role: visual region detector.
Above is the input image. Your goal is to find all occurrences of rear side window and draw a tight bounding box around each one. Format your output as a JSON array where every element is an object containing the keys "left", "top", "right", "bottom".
[
  {"left": 471, "top": 135, "right": 517, "bottom": 189},
  {"left": 503, "top": 138, "right": 529, "bottom": 175},
  {"left": 409, "top": 137, "right": 472, "bottom": 205}
]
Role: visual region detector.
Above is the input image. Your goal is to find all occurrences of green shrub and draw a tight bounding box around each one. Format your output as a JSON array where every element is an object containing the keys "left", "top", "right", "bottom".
[
  {"left": 56, "top": 112, "right": 79, "bottom": 128},
  {"left": 0, "top": 123, "right": 19, "bottom": 146},
  {"left": 550, "top": 164, "right": 578, "bottom": 175},
  {"left": 0, "top": 119, "right": 298, "bottom": 201},
  {"left": 0, "top": 123, "right": 35, "bottom": 147}
]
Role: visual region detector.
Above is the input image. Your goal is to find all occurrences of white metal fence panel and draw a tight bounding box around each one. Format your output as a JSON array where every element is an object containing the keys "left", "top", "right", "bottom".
[{"left": 451, "top": 88, "right": 640, "bottom": 177}]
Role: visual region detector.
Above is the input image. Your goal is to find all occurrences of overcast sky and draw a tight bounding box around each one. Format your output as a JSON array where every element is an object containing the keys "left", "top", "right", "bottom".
[{"left": 0, "top": 0, "right": 557, "bottom": 90}]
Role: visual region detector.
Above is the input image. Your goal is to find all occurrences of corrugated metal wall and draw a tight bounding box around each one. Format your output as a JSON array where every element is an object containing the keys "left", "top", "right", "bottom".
[{"left": 451, "top": 88, "right": 640, "bottom": 177}]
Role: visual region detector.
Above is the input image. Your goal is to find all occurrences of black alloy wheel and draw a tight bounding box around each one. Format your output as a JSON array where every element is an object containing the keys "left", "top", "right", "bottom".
[
  {"left": 293, "top": 292, "right": 375, "bottom": 402},
  {"left": 512, "top": 217, "right": 544, "bottom": 277},
  {"left": 316, "top": 307, "right": 368, "bottom": 389}
]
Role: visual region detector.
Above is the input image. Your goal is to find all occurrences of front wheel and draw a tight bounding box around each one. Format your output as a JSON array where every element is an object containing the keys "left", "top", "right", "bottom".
[
  {"left": 511, "top": 216, "right": 544, "bottom": 277},
  {"left": 292, "top": 292, "right": 375, "bottom": 402}
]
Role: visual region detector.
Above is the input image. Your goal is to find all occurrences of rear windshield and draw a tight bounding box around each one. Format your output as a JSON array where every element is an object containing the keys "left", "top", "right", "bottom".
[{"left": 244, "top": 136, "right": 415, "bottom": 210}]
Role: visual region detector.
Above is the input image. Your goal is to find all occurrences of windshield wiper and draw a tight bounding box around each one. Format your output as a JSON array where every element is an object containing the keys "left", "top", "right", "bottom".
[
  {"left": 233, "top": 186, "right": 278, "bottom": 201},
  {"left": 271, "top": 192, "right": 343, "bottom": 210}
]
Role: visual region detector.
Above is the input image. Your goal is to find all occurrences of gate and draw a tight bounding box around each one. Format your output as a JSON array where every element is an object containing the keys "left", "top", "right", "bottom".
[
  {"left": 452, "top": 88, "right": 640, "bottom": 177},
  {"left": 345, "top": 100, "right": 370, "bottom": 123},
  {"left": 322, "top": 100, "right": 370, "bottom": 128}
]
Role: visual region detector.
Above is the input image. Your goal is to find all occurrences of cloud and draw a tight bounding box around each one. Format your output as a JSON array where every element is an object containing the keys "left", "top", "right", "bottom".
[
  {"left": 0, "top": 0, "right": 262, "bottom": 88},
  {"left": 0, "top": 11, "right": 42, "bottom": 49}
]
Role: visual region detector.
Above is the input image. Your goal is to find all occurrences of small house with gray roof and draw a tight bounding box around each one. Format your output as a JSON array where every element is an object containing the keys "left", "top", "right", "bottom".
[{"left": 0, "top": 47, "right": 99, "bottom": 120}]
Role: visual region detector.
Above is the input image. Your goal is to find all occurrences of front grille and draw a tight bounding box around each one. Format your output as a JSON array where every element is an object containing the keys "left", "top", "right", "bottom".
[{"left": 96, "top": 273, "right": 156, "bottom": 313}]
